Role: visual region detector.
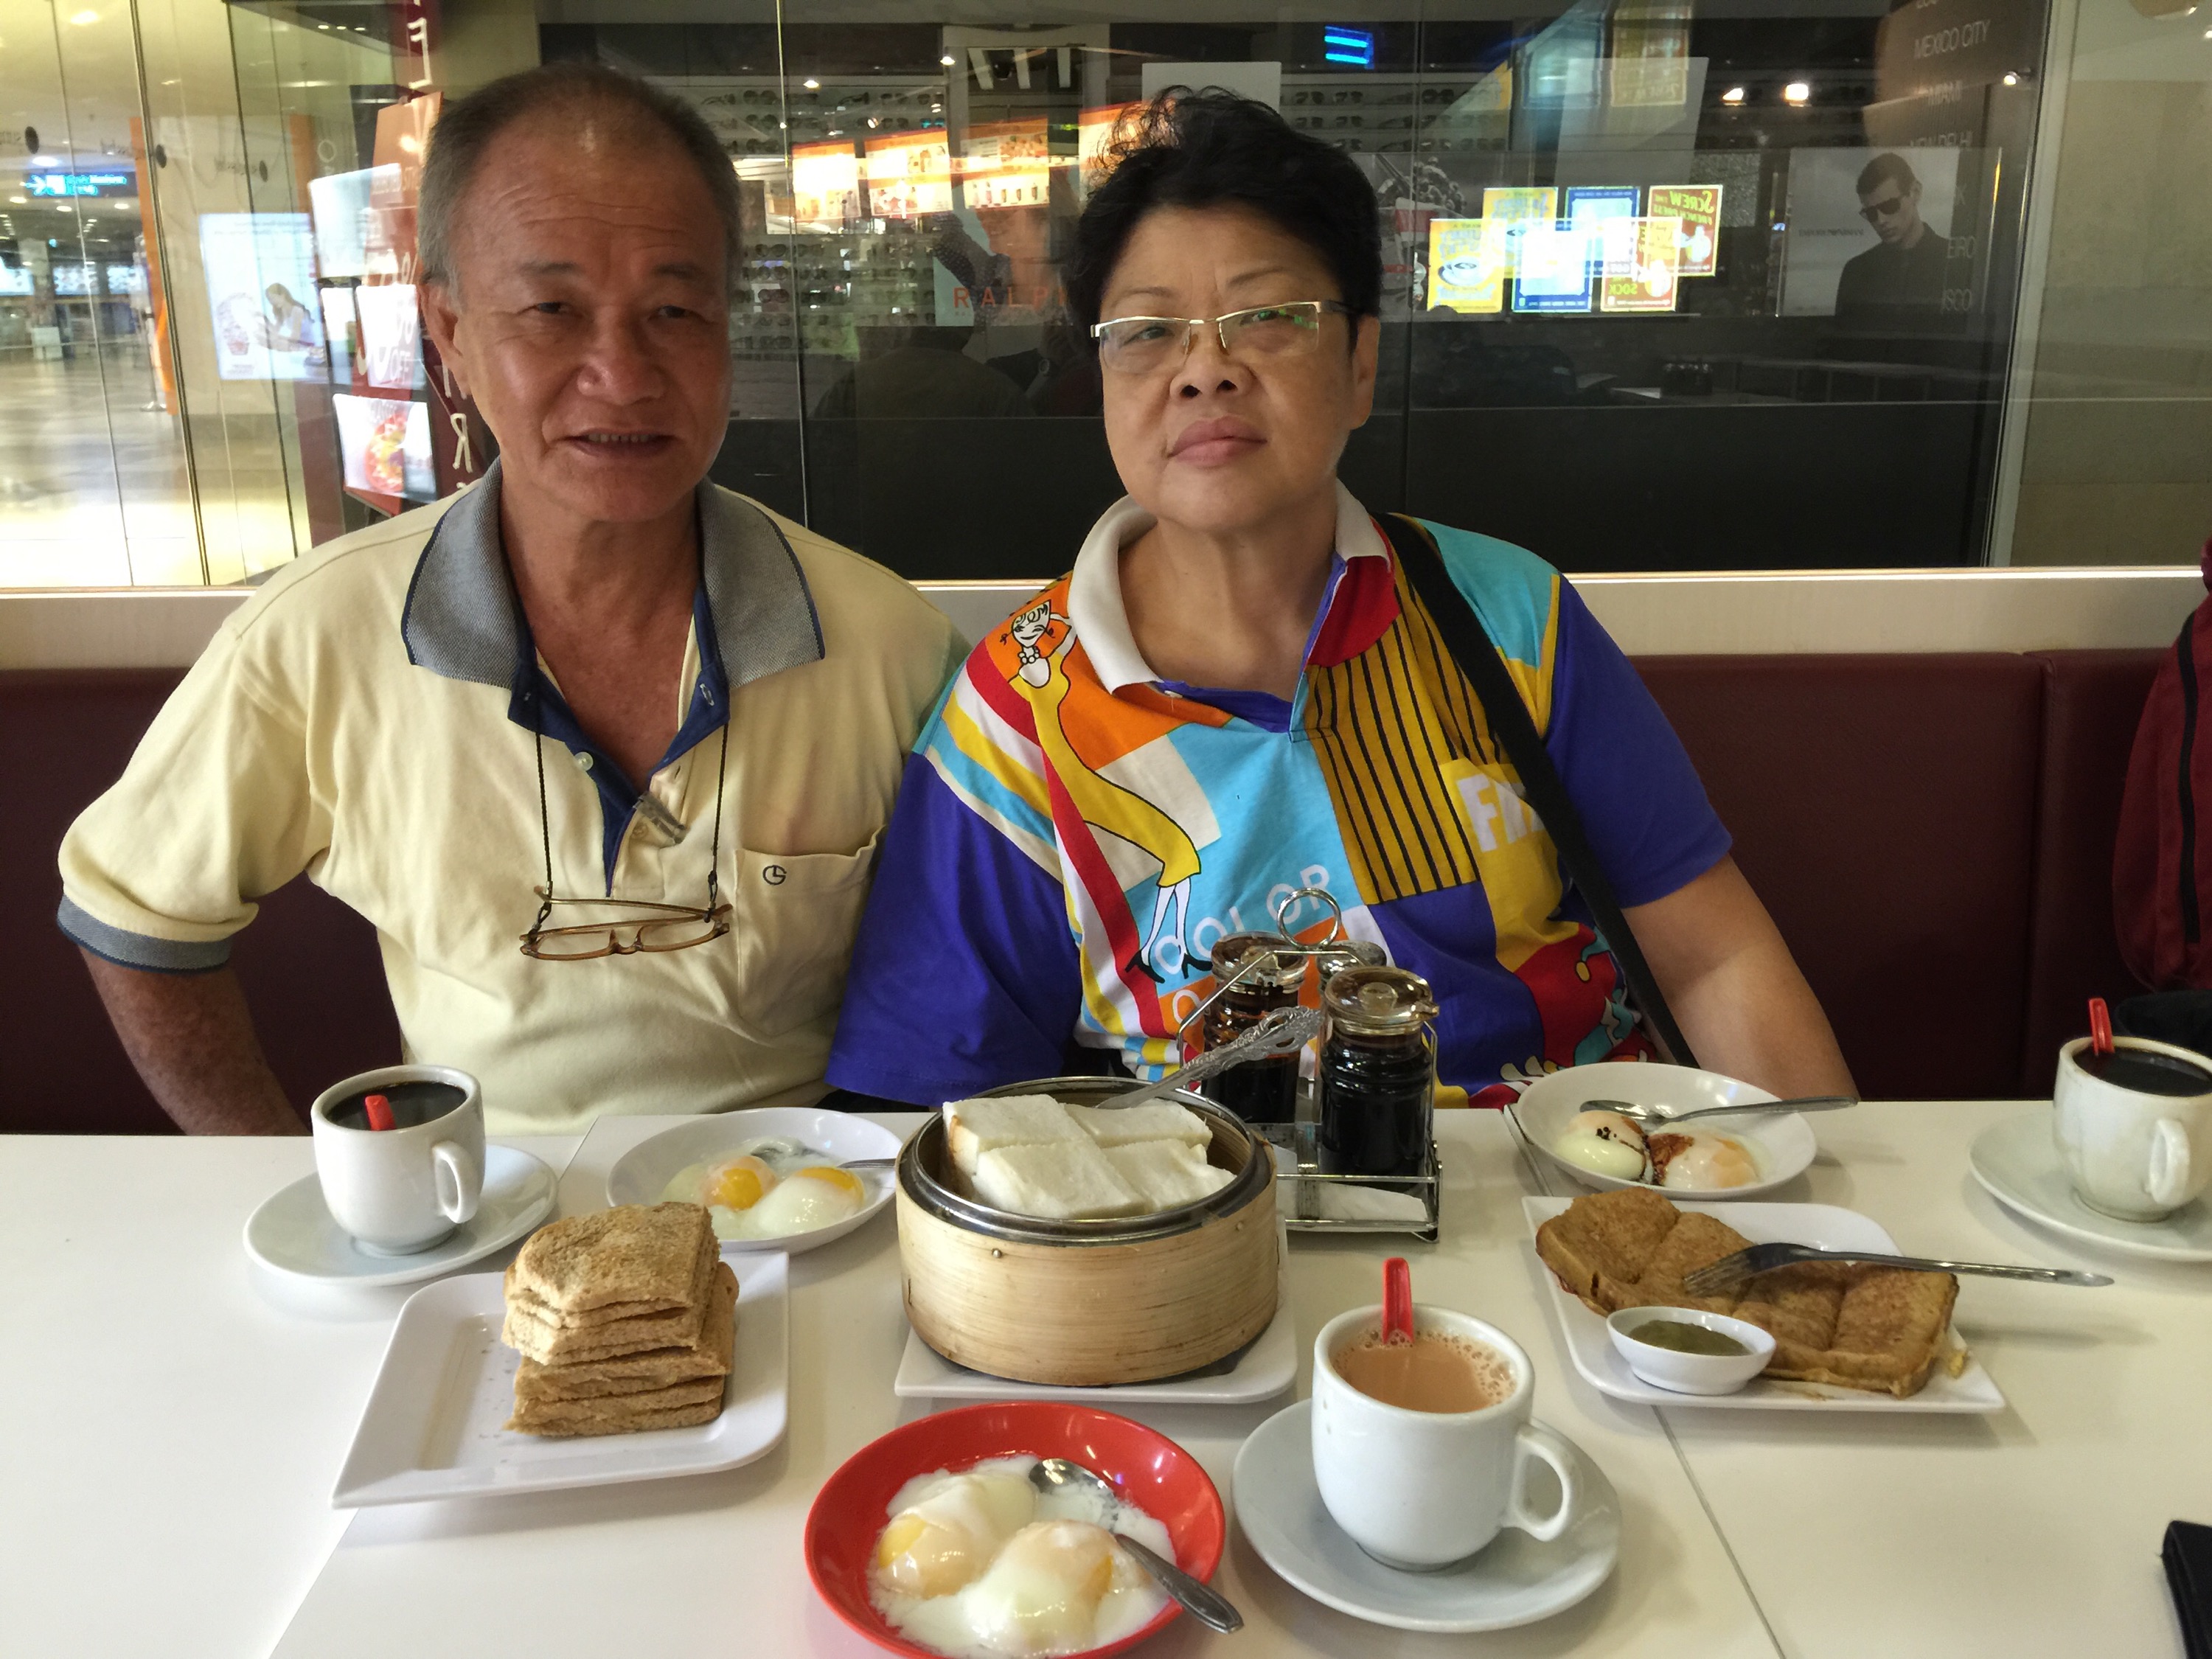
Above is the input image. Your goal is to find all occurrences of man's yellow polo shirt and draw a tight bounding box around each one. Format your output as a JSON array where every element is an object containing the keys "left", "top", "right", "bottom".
[{"left": 58, "top": 462, "right": 964, "bottom": 1135}]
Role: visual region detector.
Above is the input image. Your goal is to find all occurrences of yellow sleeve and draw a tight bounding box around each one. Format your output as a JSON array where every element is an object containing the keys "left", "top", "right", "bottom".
[{"left": 58, "top": 616, "right": 330, "bottom": 972}]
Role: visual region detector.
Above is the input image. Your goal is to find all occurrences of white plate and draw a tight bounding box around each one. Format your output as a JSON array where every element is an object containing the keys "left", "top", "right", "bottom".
[
  {"left": 331, "top": 1251, "right": 788, "bottom": 1507},
  {"left": 1233, "top": 1400, "right": 1618, "bottom": 1633},
  {"left": 1512, "top": 1062, "right": 1817, "bottom": 1198},
  {"left": 893, "top": 1246, "right": 1295, "bottom": 1405},
  {"left": 244, "top": 1145, "right": 557, "bottom": 1289},
  {"left": 1521, "top": 1197, "right": 2006, "bottom": 1413},
  {"left": 1971, "top": 1110, "right": 2212, "bottom": 1263},
  {"left": 602, "top": 1107, "right": 901, "bottom": 1253}
]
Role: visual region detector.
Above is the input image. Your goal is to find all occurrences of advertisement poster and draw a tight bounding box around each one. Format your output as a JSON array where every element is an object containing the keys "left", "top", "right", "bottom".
[
  {"left": 1780, "top": 147, "right": 1960, "bottom": 318},
  {"left": 865, "top": 131, "right": 952, "bottom": 219},
  {"left": 1078, "top": 102, "right": 1141, "bottom": 195},
  {"left": 1425, "top": 218, "right": 1505, "bottom": 313},
  {"left": 333, "top": 393, "right": 434, "bottom": 501},
  {"left": 962, "top": 119, "right": 1049, "bottom": 209},
  {"left": 1512, "top": 222, "right": 1593, "bottom": 313},
  {"left": 198, "top": 212, "right": 325, "bottom": 381},
  {"left": 308, "top": 165, "right": 397, "bottom": 281},
  {"left": 354, "top": 282, "right": 422, "bottom": 391},
  {"left": 791, "top": 141, "right": 861, "bottom": 229},
  {"left": 1599, "top": 216, "right": 1683, "bottom": 313},
  {"left": 1647, "top": 185, "right": 1721, "bottom": 278}
]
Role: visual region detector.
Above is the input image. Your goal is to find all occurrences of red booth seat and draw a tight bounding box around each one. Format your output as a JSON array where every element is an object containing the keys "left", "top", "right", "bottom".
[{"left": 0, "top": 651, "right": 2161, "bottom": 1134}]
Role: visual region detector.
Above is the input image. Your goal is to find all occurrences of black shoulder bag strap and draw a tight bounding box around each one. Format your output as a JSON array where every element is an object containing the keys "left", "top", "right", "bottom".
[{"left": 1378, "top": 513, "right": 1700, "bottom": 1069}]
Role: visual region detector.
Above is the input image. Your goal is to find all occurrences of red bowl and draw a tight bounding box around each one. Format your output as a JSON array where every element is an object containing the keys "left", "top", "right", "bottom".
[{"left": 805, "top": 1402, "right": 1225, "bottom": 1659}]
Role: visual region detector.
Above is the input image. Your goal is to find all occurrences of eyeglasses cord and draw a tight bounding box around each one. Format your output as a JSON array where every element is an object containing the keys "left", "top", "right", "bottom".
[{"left": 529, "top": 696, "right": 731, "bottom": 945}]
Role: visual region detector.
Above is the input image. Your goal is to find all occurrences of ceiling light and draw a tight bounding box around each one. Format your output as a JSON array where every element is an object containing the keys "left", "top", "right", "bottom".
[
  {"left": 1720, "top": 85, "right": 1746, "bottom": 104},
  {"left": 1782, "top": 80, "right": 1811, "bottom": 102},
  {"left": 7, "top": 195, "right": 24, "bottom": 205},
  {"left": 30, "top": 153, "right": 58, "bottom": 166},
  {"left": 802, "top": 78, "right": 819, "bottom": 89},
  {"left": 68, "top": 8, "right": 99, "bottom": 23},
  {"left": 940, "top": 54, "right": 955, "bottom": 66},
  {"left": 2002, "top": 71, "right": 2019, "bottom": 84}
]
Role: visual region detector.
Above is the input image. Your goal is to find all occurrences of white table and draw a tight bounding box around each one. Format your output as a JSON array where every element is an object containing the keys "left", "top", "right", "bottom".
[{"left": 0, "top": 1104, "right": 2197, "bottom": 1658}]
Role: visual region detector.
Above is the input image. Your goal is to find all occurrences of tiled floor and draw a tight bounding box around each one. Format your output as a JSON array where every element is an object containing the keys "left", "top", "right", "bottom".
[{"left": 0, "top": 342, "right": 300, "bottom": 588}]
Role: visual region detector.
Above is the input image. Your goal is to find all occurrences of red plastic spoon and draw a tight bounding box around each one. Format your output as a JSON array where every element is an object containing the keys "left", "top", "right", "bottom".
[
  {"left": 1382, "top": 1256, "right": 1415, "bottom": 1347},
  {"left": 363, "top": 1091, "right": 395, "bottom": 1132},
  {"left": 2088, "top": 998, "right": 2115, "bottom": 1057}
]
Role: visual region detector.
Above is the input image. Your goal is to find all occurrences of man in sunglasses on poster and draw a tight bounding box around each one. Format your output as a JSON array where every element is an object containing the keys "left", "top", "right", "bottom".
[
  {"left": 1834, "top": 152, "right": 1952, "bottom": 323},
  {"left": 57, "top": 64, "right": 963, "bottom": 1136}
]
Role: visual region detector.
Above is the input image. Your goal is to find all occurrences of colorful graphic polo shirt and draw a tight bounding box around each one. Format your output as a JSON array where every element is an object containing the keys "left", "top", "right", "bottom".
[{"left": 826, "top": 484, "right": 1731, "bottom": 1108}]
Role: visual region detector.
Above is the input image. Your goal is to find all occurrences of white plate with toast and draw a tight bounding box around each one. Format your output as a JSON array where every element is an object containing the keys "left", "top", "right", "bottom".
[
  {"left": 332, "top": 1251, "right": 788, "bottom": 1506},
  {"left": 1522, "top": 1198, "right": 2005, "bottom": 1413}
]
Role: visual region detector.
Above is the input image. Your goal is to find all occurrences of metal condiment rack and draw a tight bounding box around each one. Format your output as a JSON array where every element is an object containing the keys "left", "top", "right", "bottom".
[{"left": 1259, "top": 1082, "right": 1441, "bottom": 1243}]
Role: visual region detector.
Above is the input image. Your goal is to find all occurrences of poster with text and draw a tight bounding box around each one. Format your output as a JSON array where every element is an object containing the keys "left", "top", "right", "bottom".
[
  {"left": 1425, "top": 218, "right": 1506, "bottom": 313},
  {"left": 1599, "top": 216, "right": 1683, "bottom": 312},
  {"left": 865, "top": 131, "right": 953, "bottom": 219},
  {"left": 354, "top": 282, "right": 423, "bottom": 392},
  {"left": 962, "top": 119, "right": 1049, "bottom": 209},
  {"left": 1512, "top": 222, "right": 1594, "bottom": 313},
  {"left": 792, "top": 142, "right": 861, "bottom": 229},
  {"left": 1647, "top": 185, "right": 1721, "bottom": 278},
  {"left": 1781, "top": 147, "right": 1961, "bottom": 318},
  {"left": 198, "top": 212, "right": 324, "bottom": 381}
]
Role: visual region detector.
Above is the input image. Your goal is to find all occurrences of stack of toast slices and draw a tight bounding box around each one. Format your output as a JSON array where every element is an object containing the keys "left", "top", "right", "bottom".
[
  {"left": 501, "top": 1202, "right": 737, "bottom": 1436},
  {"left": 1535, "top": 1188, "right": 1961, "bottom": 1397}
]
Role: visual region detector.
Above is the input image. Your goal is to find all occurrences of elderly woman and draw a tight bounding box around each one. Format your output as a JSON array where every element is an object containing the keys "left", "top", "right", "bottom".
[{"left": 827, "top": 92, "right": 1851, "bottom": 1108}]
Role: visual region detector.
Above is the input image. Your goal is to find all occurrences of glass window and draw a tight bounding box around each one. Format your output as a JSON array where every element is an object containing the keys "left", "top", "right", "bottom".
[{"left": 4, "top": 0, "right": 2208, "bottom": 584}]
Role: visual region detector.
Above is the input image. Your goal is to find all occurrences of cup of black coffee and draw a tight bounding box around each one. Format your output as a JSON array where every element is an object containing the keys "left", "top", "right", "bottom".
[{"left": 2053, "top": 1037, "right": 2212, "bottom": 1221}]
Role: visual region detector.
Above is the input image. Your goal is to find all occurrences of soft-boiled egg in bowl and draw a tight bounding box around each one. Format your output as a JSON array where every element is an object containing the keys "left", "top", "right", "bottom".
[
  {"left": 808, "top": 1402, "right": 1225, "bottom": 1659},
  {"left": 605, "top": 1107, "right": 902, "bottom": 1253},
  {"left": 1512, "top": 1062, "right": 1818, "bottom": 1199}
]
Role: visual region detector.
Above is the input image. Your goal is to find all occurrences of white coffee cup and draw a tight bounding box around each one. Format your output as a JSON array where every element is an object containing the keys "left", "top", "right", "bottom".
[
  {"left": 2053, "top": 1036, "right": 2212, "bottom": 1221},
  {"left": 1310, "top": 1304, "right": 1578, "bottom": 1571},
  {"left": 310, "top": 1065, "right": 484, "bottom": 1255}
]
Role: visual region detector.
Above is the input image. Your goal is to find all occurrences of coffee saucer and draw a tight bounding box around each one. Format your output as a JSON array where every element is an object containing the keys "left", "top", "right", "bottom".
[
  {"left": 1970, "top": 1111, "right": 2212, "bottom": 1263},
  {"left": 244, "top": 1146, "right": 557, "bottom": 1288},
  {"left": 1232, "top": 1400, "right": 1618, "bottom": 1633}
]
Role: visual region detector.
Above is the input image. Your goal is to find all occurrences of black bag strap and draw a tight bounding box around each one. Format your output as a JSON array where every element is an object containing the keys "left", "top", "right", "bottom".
[{"left": 1377, "top": 513, "right": 1700, "bottom": 1069}]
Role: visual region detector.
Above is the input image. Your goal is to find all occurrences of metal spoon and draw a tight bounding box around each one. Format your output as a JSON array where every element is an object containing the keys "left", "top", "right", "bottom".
[
  {"left": 1586, "top": 1095, "right": 1859, "bottom": 1128},
  {"left": 1026, "top": 1458, "right": 1243, "bottom": 1633},
  {"left": 1110, "top": 1005, "right": 1324, "bottom": 1113}
]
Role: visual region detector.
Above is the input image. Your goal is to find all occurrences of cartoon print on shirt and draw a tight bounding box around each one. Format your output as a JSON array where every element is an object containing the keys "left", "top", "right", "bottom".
[{"left": 1000, "top": 605, "right": 1201, "bottom": 981}]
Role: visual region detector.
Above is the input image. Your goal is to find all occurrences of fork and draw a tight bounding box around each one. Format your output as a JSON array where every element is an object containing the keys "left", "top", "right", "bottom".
[{"left": 1680, "top": 1242, "right": 2112, "bottom": 1295}]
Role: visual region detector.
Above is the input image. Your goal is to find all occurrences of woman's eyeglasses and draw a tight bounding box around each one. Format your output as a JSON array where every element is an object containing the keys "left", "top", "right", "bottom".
[{"left": 1090, "top": 300, "right": 1352, "bottom": 375}]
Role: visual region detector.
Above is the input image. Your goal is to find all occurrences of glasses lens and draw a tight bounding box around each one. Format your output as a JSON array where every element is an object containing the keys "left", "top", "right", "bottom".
[
  {"left": 1863, "top": 196, "right": 1906, "bottom": 220},
  {"left": 1221, "top": 304, "right": 1324, "bottom": 357},
  {"left": 526, "top": 926, "right": 619, "bottom": 961},
  {"left": 1097, "top": 318, "right": 1186, "bottom": 373},
  {"left": 635, "top": 911, "right": 729, "bottom": 953}
]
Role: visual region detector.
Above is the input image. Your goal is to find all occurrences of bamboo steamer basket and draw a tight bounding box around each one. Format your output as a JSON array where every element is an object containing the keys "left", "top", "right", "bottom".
[{"left": 896, "top": 1077, "right": 1280, "bottom": 1387}]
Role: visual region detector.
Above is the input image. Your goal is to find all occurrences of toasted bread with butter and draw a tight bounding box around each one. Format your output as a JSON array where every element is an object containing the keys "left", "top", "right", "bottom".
[
  {"left": 508, "top": 1202, "right": 712, "bottom": 1316},
  {"left": 1535, "top": 1189, "right": 1959, "bottom": 1398},
  {"left": 512, "top": 1262, "right": 737, "bottom": 1405}
]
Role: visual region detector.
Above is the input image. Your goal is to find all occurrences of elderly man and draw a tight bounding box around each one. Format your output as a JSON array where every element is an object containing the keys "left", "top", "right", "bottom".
[{"left": 58, "top": 64, "right": 962, "bottom": 1135}]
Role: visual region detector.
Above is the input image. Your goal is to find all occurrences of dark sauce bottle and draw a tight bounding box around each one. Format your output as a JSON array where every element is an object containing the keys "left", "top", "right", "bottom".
[
  {"left": 1198, "top": 933, "right": 1309, "bottom": 1125},
  {"left": 1318, "top": 967, "right": 1438, "bottom": 1178}
]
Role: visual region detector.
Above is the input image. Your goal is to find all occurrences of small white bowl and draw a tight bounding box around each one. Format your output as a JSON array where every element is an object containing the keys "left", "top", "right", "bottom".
[
  {"left": 1513, "top": 1061, "right": 1818, "bottom": 1199},
  {"left": 1605, "top": 1307, "right": 1775, "bottom": 1396}
]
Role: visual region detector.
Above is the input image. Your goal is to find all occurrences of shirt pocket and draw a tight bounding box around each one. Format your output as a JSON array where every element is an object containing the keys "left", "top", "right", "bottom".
[{"left": 723, "top": 835, "right": 880, "bottom": 1041}]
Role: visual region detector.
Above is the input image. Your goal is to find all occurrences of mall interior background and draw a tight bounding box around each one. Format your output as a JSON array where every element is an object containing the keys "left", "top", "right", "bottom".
[{"left": 1, "top": 0, "right": 2206, "bottom": 588}]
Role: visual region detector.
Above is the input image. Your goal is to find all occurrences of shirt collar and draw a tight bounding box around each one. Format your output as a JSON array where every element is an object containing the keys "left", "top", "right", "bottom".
[
  {"left": 1065, "top": 479, "right": 1388, "bottom": 695},
  {"left": 401, "top": 456, "right": 824, "bottom": 693}
]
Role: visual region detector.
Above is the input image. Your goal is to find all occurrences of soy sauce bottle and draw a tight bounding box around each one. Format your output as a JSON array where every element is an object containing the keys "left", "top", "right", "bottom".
[
  {"left": 1197, "top": 933, "right": 1308, "bottom": 1125},
  {"left": 1317, "top": 967, "right": 1438, "bottom": 1177}
]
